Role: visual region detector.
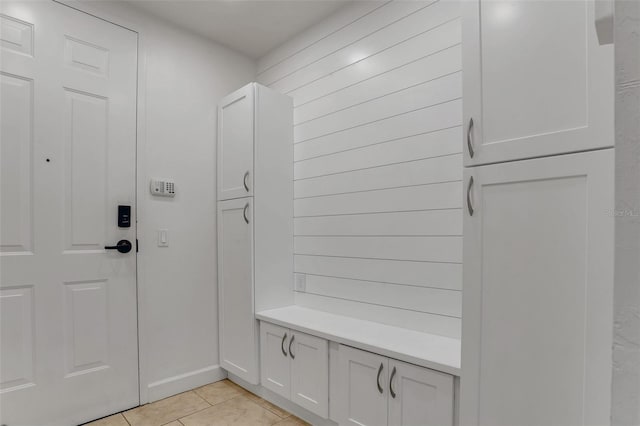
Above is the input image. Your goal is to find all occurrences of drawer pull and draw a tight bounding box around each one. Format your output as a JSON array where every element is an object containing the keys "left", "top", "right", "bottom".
[
  {"left": 389, "top": 366, "right": 397, "bottom": 399},
  {"left": 376, "top": 363, "right": 383, "bottom": 394},
  {"left": 467, "top": 176, "right": 475, "bottom": 216},
  {"left": 467, "top": 117, "right": 475, "bottom": 158},
  {"left": 243, "top": 203, "right": 250, "bottom": 224},
  {"left": 289, "top": 335, "right": 295, "bottom": 359},
  {"left": 281, "top": 333, "right": 288, "bottom": 357},
  {"left": 243, "top": 171, "right": 250, "bottom": 192}
]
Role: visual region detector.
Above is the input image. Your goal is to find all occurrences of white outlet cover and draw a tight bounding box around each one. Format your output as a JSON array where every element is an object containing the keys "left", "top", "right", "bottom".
[{"left": 294, "top": 273, "right": 306, "bottom": 292}]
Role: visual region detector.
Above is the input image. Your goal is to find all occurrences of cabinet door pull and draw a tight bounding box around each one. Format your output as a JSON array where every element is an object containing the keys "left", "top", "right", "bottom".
[
  {"left": 281, "top": 333, "right": 288, "bottom": 357},
  {"left": 467, "top": 176, "right": 475, "bottom": 216},
  {"left": 467, "top": 117, "right": 475, "bottom": 159},
  {"left": 389, "top": 366, "right": 397, "bottom": 399},
  {"left": 243, "top": 171, "right": 250, "bottom": 192},
  {"left": 243, "top": 203, "right": 250, "bottom": 224},
  {"left": 376, "top": 363, "right": 384, "bottom": 394},
  {"left": 289, "top": 335, "right": 295, "bottom": 359}
]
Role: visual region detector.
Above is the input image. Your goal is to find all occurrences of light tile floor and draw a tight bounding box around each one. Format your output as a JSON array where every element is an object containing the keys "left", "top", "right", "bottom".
[{"left": 85, "top": 380, "right": 310, "bottom": 426}]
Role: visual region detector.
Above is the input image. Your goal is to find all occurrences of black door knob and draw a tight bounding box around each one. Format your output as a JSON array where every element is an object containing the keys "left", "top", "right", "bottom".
[{"left": 105, "top": 239, "right": 132, "bottom": 254}]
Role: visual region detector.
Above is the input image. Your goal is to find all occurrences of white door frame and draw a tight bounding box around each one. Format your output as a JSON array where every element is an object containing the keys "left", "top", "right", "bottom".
[{"left": 53, "top": 0, "right": 153, "bottom": 404}]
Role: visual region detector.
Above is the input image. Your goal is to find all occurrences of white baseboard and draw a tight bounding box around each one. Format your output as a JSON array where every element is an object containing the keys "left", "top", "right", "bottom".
[
  {"left": 228, "top": 373, "right": 338, "bottom": 426},
  {"left": 147, "top": 365, "right": 227, "bottom": 402}
]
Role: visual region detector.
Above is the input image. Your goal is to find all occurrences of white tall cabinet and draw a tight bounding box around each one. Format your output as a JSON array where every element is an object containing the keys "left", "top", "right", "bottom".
[
  {"left": 217, "top": 83, "right": 293, "bottom": 384},
  {"left": 461, "top": 1, "right": 615, "bottom": 425}
]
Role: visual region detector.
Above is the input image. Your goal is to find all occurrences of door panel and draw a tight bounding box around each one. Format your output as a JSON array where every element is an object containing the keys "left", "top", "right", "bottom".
[
  {"left": 463, "top": 0, "right": 613, "bottom": 165},
  {"left": 461, "top": 149, "right": 614, "bottom": 426},
  {"left": 218, "top": 197, "right": 258, "bottom": 384},
  {"left": 388, "top": 360, "right": 454, "bottom": 426},
  {"left": 217, "top": 84, "right": 254, "bottom": 200},
  {"left": 336, "top": 345, "right": 388, "bottom": 426},
  {"left": 0, "top": 2, "right": 138, "bottom": 424},
  {"left": 260, "top": 322, "right": 290, "bottom": 399},
  {"left": 290, "top": 331, "right": 328, "bottom": 418}
]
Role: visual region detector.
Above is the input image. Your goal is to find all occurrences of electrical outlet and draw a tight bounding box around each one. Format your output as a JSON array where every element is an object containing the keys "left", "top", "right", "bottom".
[
  {"left": 294, "top": 273, "right": 306, "bottom": 292},
  {"left": 157, "top": 229, "right": 169, "bottom": 247}
]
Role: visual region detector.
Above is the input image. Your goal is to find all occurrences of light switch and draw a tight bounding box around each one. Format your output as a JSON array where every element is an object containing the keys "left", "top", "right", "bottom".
[{"left": 157, "top": 229, "right": 169, "bottom": 247}]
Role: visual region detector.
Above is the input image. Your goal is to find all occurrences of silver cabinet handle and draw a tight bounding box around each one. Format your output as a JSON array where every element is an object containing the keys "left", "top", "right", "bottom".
[
  {"left": 376, "top": 363, "right": 383, "bottom": 394},
  {"left": 389, "top": 366, "right": 397, "bottom": 399},
  {"left": 243, "top": 171, "right": 250, "bottom": 192},
  {"left": 243, "top": 203, "right": 249, "bottom": 224},
  {"left": 281, "top": 333, "right": 288, "bottom": 357},
  {"left": 467, "top": 117, "right": 475, "bottom": 159},
  {"left": 289, "top": 335, "right": 295, "bottom": 359},
  {"left": 467, "top": 176, "right": 474, "bottom": 216}
]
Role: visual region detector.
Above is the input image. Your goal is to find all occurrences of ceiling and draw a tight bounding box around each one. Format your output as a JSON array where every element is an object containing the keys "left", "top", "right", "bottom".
[{"left": 125, "top": 0, "right": 351, "bottom": 58}]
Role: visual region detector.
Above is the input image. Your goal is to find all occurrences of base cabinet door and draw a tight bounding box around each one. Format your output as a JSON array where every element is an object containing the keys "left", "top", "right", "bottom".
[
  {"left": 461, "top": 149, "right": 614, "bottom": 426},
  {"left": 260, "top": 322, "right": 291, "bottom": 399},
  {"left": 290, "top": 332, "right": 329, "bottom": 418},
  {"left": 218, "top": 198, "right": 258, "bottom": 384},
  {"left": 336, "top": 345, "right": 388, "bottom": 426},
  {"left": 388, "top": 360, "right": 454, "bottom": 426}
]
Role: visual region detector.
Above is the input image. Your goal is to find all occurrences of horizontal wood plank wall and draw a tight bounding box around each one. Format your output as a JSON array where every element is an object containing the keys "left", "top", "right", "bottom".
[{"left": 257, "top": 0, "right": 462, "bottom": 338}]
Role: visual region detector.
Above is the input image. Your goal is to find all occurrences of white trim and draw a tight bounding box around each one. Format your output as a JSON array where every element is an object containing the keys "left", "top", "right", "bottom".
[{"left": 148, "top": 366, "right": 227, "bottom": 403}]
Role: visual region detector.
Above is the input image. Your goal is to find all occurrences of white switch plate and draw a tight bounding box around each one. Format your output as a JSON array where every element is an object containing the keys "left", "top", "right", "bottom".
[
  {"left": 157, "top": 229, "right": 169, "bottom": 247},
  {"left": 294, "top": 273, "right": 306, "bottom": 292}
]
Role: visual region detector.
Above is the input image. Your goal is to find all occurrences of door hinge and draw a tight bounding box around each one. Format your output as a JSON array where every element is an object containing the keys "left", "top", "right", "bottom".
[{"left": 136, "top": 239, "right": 139, "bottom": 253}]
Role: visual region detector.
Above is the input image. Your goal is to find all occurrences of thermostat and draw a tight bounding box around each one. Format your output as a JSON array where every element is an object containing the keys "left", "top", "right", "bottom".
[{"left": 150, "top": 178, "right": 175, "bottom": 197}]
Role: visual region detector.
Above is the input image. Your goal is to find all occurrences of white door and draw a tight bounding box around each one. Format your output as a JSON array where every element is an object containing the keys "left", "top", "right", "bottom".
[
  {"left": 217, "top": 83, "right": 254, "bottom": 201},
  {"left": 0, "top": 2, "right": 138, "bottom": 425},
  {"left": 290, "top": 331, "right": 328, "bottom": 418},
  {"left": 217, "top": 197, "right": 259, "bottom": 384},
  {"left": 462, "top": 0, "right": 613, "bottom": 165},
  {"left": 461, "top": 149, "right": 614, "bottom": 426},
  {"left": 387, "top": 360, "right": 454, "bottom": 426},
  {"left": 336, "top": 345, "right": 388, "bottom": 426},
  {"left": 260, "top": 322, "right": 290, "bottom": 399}
]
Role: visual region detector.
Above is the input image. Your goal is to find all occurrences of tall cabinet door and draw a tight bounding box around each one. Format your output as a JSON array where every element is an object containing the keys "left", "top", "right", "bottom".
[
  {"left": 461, "top": 149, "right": 614, "bottom": 426},
  {"left": 335, "top": 345, "right": 388, "bottom": 426},
  {"left": 388, "top": 360, "right": 454, "bottom": 426},
  {"left": 260, "top": 322, "right": 290, "bottom": 399},
  {"left": 218, "top": 198, "right": 258, "bottom": 384},
  {"left": 218, "top": 84, "right": 254, "bottom": 200},
  {"left": 290, "top": 331, "right": 329, "bottom": 418},
  {"left": 462, "top": 0, "right": 613, "bottom": 166}
]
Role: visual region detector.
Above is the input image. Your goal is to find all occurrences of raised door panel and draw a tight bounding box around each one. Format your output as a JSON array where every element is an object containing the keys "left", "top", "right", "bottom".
[
  {"left": 335, "top": 345, "right": 388, "bottom": 426},
  {"left": 260, "top": 322, "right": 290, "bottom": 399},
  {"left": 461, "top": 149, "right": 614, "bottom": 426},
  {"left": 218, "top": 198, "right": 258, "bottom": 384},
  {"left": 290, "top": 331, "right": 328, "bottom": 418},
  {"left": 217, "top": 83, "right": 254, "bottom": 201},
  {"left": 388, "top": 360, "right": 454, "bottom": 426},
  {"left": 462, "top": 0, "right": 613, "bottom": 165}
]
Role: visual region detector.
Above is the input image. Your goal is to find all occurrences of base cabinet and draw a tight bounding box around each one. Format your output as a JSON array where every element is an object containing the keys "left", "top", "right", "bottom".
[
  {"left": 260, "top": 322, "right": 329, "bottom": 418},
  {"left": 335, "top": 345, "right": 454, "bottom": 426}
]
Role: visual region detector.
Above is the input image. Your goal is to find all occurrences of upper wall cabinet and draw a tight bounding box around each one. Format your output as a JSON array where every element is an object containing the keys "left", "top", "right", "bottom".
[
  {"left": 218, "top": 84, "right": 255, "bottom": 200},
  {"left": 462, "top": 0, "right": 613, "bottom": 166}
]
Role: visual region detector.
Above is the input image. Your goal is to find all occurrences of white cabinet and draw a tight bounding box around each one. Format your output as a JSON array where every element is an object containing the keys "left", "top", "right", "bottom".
[
  {"left": 217, "top": 83, "right": 293, "bottom": 385},
  {"left": 462, "top": 0, "right": 613, "bottom": 165},
  {"left": 461, "top": 149, "right": 614, "bottom": 426},
  {"left": 218, "top": 84, "right": 254, "bottom": 200},
  {"left": 218, "top": 198, "right": 257, "bottom": 383},
  {"left": 388, "top": 360, "right": 454, "bottom": 426},
  {"left": 335, "top": 345, "right": 454, "bottom": 426},
  {"left": 260, "top": 322, "right": 329, "bottom": 418}
]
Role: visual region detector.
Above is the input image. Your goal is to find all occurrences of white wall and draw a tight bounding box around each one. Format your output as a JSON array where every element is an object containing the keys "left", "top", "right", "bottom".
[
  {"left": 258, "top": 0, "right": 462, "bottom": 338},
  {"left": 62, "top": 1, "right": 256, "bottom": 402},
  {"left": 613, "top": 1, "right": 640, "bottom": 424}
]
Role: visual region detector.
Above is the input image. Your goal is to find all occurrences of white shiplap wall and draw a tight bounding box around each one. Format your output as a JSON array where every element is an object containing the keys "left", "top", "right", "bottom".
[{"left": 258, "top": 0, "right": 462, "bottom": 338}]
